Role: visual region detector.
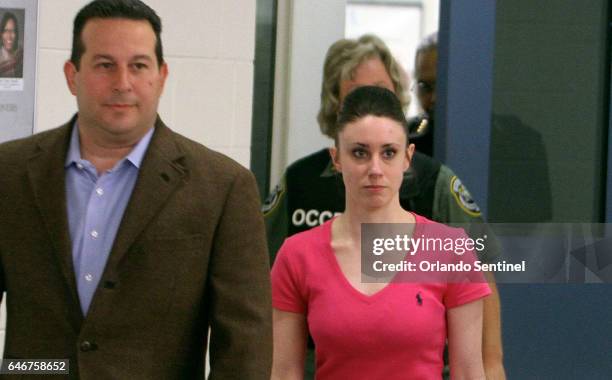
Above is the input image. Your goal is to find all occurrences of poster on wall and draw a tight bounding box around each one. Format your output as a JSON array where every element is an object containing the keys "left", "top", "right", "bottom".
[{"left": 0, "top": 0, "right": 37, "bottom": 143}]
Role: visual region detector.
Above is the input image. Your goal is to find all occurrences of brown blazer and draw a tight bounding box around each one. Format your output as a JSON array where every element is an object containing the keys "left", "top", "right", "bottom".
[{"left": 0, "top": 117, "right": 272, "bottom": 379}]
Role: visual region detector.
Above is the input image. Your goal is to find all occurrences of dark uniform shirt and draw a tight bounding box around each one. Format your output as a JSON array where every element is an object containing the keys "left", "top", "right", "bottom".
[{"left": 408, "top": 114, "right": 434, "bottom": 157}]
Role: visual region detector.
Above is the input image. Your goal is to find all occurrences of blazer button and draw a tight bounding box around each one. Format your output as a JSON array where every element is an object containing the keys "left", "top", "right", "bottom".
[{"left": 80, "top": 341, "right": 97, "bottom": 352}]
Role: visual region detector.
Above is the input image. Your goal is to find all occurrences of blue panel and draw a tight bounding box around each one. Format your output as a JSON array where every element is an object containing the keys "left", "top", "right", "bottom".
[
  {"left": 500, "top": 285, "right": 612, "bottom": 379},
  {"left": 605, "top": 1, "right": 611, "bottom": 223},
  {"left": 607, "top": 76, "right": 612, "bottom": 222},
  {"left": 437, "top": 0, "right": 496, "bottom": 217},
  {"left": 437, "top": 2, "right": 612, "bottom": 379}
]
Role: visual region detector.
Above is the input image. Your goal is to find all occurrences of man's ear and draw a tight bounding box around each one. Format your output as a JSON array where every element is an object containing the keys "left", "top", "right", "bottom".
[
  {"left": 158, "top": 62, "right": 169, "bottom": 91},
  {"left": 64, "top": 60, "right": 78, "bottom": 96},
  {"left": 329, "top": 146, "right": 341, "bottom": 172},
  {"left": 404, "top": 143, "right": 415, "bottom": 172}
]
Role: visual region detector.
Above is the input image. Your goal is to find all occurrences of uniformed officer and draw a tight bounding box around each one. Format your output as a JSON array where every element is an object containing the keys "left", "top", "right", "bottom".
[{"left": 407, "top": 32, "right": 437, "bottom": 157}]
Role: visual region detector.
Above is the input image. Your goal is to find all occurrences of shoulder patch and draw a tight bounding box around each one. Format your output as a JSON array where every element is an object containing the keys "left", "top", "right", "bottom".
[
  {"left": 262, "top": 182, "right": 284, "bottom": 214},
  {"left": 449, "top": 176, "right": 481, "bottom": 217}
]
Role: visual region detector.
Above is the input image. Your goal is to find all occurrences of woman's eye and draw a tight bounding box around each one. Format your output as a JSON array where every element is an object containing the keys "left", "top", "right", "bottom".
[
  {"left": 383, "top": 149, "right": 397, "bottom": 159},
  {"left": 352, "top": 149, "right": 367, "bottom": 158}
]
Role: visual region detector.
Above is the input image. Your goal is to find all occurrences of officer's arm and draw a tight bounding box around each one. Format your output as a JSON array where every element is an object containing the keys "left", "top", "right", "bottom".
[
  {"left": 433, "top": 166, "right": 506, "bottom": 379},
  {"left": 262, "top": 176, "right": 290, "bottom": 265}
]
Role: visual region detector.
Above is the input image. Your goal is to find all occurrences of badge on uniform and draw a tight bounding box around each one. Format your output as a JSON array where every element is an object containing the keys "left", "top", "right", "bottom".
[
  {"left": 450, "top": 176, "right": 481, "bottom": 216},
  {"left": 262, "top": 182, "right": 284, "bottom": 214}
]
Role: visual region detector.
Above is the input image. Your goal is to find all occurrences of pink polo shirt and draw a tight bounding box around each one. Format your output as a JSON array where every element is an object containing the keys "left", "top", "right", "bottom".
[{"left": 271, "top": 214, "right": 491, "bottom": 379}]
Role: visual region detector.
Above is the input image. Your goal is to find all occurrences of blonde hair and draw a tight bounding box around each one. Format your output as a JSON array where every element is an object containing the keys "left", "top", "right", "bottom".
[{"left": 317, "top": 34, "right": 409, "bottom": 138}]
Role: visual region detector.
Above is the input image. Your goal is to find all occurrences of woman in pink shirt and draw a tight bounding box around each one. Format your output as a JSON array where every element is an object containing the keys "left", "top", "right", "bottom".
[{"left": 271, "top": 86, "right": 490, "bottom": 379}]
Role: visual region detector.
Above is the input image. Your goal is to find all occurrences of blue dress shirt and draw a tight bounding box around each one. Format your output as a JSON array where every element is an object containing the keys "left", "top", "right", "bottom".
[{"left": 65, "top": 123, "right": 154, "bottom": 315}]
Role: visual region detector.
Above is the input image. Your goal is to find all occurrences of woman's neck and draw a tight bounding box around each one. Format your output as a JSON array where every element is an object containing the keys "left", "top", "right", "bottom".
[{"left": 335, "top": 198, "right": 415, "bottom": 243}]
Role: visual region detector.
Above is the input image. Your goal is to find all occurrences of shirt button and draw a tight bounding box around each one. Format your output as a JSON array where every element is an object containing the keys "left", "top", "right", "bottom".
[
  {"left": 90, "top": 230, "right": 99, "bottom": 239},
  {"left": 85, "top": 274, "right": 93, "bottom": 282},
  {"left": 96, "top": 188, "right": 104, "bottom": 196},
  {"left": 80, "top": 341, "right": 97, "bottom": 352},
  {"left": 76, "top": 163, "right": 84, "bottom": 170}
]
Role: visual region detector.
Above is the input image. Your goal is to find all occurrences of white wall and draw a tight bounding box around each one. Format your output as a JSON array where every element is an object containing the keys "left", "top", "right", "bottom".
[
  {"left": 422, "top": 0, "right": 440, "bottom": 36},
  {"left": 0, "top": 0, "right": 256, "bottom": 357},
  {"left": 270, "top": 0, "right": 346, "bottom": 187}
]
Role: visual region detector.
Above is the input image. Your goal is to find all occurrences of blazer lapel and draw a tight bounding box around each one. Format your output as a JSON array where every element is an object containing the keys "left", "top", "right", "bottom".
[
  {"left": 26, "top": 120, "right": 83, "bottom": 323},
  {"left": 103, "top": 119, "right": 187, "bottom": 272}
]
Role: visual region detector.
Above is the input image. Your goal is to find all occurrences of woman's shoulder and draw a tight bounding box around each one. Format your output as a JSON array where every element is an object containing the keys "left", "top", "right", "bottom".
[
  {"left": 278, "top": 219, "right": 332, "bottom": 261},
  {"left": 282, "top": 219, "right": 332, "bottom": 250},
  {"left": 412, "top": 212, "right": 467, "bottom": 238},
  {"left": 274, "top": 220, "right": 333, "bottom": 276}
]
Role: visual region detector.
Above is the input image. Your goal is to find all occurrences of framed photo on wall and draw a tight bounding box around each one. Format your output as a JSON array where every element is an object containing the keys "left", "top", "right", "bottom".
[{"left": 0, "top": 0, "right": 37, "bottom": 143}]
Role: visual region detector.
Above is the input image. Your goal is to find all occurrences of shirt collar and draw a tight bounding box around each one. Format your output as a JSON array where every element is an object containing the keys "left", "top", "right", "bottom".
[
  {"left": 126, "top": 126, "right": 155, "bottom": 168},
  {"left": 64, "top": 121, "right": 155, "bottom": 169}
]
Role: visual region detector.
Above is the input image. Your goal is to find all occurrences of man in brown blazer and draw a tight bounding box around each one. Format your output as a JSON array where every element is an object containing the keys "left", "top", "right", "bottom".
[{"left": 0, "top": 0, "right": 272, "bottom": 378}]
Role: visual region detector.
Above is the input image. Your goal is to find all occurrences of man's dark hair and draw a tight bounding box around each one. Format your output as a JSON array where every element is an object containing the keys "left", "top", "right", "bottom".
[
  {"left": 415, "top": 32, "right": 437, "bottom": 64},
  {"left": 70, "top": 0, "right": 163, "bottom": 69},
  {"left": 336, "top": 85, "right": 408, "bottom": 146},
  {"left": 1, "top": 12, "right": 19, "bottom": 52}
]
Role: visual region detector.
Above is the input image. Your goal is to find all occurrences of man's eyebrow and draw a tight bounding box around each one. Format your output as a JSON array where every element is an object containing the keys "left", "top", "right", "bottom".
[
  {"left": 132, "top": 55, "right": 154, "bottom": 62},
  {"left": 90, "top": 54, "right": 154, "bottom": 62},
  {"left": 92, "top": 54, "right": 114, "bottom": 61}
]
